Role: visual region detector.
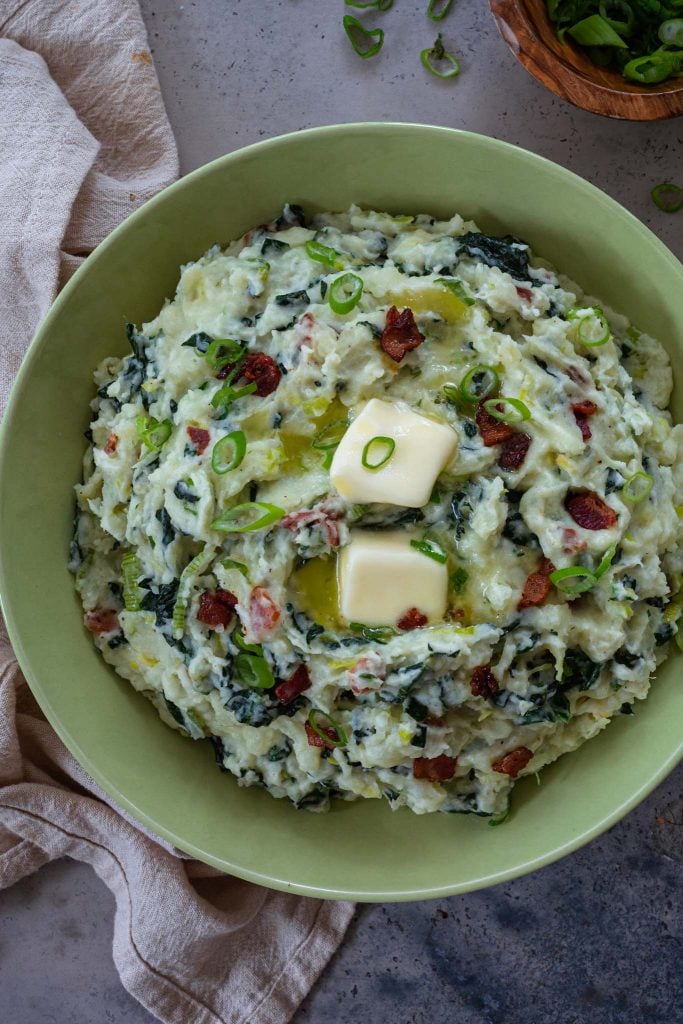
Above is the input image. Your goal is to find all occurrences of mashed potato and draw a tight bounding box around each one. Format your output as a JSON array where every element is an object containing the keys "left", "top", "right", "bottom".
[{"left": 71, "top": 204, "right": 683, "bottom": 819}]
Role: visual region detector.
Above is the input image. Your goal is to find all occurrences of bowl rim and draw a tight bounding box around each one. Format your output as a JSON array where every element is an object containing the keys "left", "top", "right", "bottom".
[{"left": 1, "top": 121, "right": 682, "bottom": 901}]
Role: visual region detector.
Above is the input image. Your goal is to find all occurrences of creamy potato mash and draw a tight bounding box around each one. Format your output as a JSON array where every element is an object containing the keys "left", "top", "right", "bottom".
[{"left": 71, "top": 204, "right": 683, "bottom": 819}]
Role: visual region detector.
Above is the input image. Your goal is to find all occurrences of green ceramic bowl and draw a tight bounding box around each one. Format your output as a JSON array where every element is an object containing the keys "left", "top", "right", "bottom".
[{"left": 1, "top": 124, "right": 681, "bottom": 901}]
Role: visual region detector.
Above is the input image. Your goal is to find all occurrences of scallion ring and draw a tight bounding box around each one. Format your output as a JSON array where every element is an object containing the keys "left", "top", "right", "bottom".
[
  {"left": 659, "top": 19, "right": 683, "bottom": 47},
  {"left": 442, "top": 382, "right": 460, "bottom": 403},
  {"left": 328, "top": 272, "right": 364, "bottom": 315},
  {"left": 137, "top": 415, "right": 172, "bottom": 451},
  {"left": 121, "top": 552, "right": 143, "bottom": 611},
  {"left": 204, "top": 338, "right": 243, "bottom": 370},
  {"left": 307, "top": 708, "right": 348, "bottom": 748},
  {"left": 549, "top": 566, "right": 597, "bottom": 596},
  {"left": 172, "top": 547, "right": 213, "bottom": 637},
  {"left": 345, "top": 0, "right": 393, "bottom": 8},
  {"left": 220, "top": 557, "right": 249, "bottom": 577},
  {"left": 623, "top": 52, "right": 678, "bottom": 84},
  {"left": 410, "top": 538, "right": 448, "bottom": 564},
  {"left": 361, "top": 435, "right": 396, "bottom": 470},
  {"left": 235, "top": 652, "right": 274, "bottom": 690},
  {"left": 622, "top": 471, "right": 653, "bottom": 504},
  {"left": 211, "top": 430, "right": 247, "bottom": 475},
  {"left": 482, "top": 397, "right": 531, "bottom": 424},
  {"left": 435, "top": 276, "right": 475, "bottom": 306},
  {"left": 211, "top": 381, "right": 257, "bottom": 418},
  {"left": 233, "top": 630, "right": 263, "bottom": 656},
  {"left": 211, "top": 501, "right": 285, "bottom": 533},
  {"left": 566, "top": 306, "right": 611, "bottom": 347},
  {"left": 420, "top": 34, "right": 460, "bottom": 78},
  {"left": 459, "top": 365, "right": 499, "bottom": 402},
  {"left": 312, "top": 419, "right": 348, "bottom": 469},
  {"left": 343, "top": 15, "right": 384, "bottom": 58},
  {"left": 305, "top": 239, "right": 345, "bottom": 269},
  {"left": 593, "top": 543, "right": 617, "bottom": 580},
  {"left": 428, "top": 0, "right": 455, "bottom": 21},
  {"left": 651, "top": 182, "right": 683, "bottom": 214}
]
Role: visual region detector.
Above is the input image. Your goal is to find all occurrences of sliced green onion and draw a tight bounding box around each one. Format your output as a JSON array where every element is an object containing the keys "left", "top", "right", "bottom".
[
  {"left": 435, "top": 276, "right": 475, "bottom": 306},
  {"left": 220, "top": 557, "right": 249, "bottom": 577},
  {"left": 305, "top": 239, "right": 346, "bottom": 269},
  {"left": 623, "top": 52, "right": 678, "bottom": 83},
  {"left": 428, "top": 0, "right": 455, "bottom": 21},
  {"left": 312, "top": 419, "right": 348, "bottom": 469},
  {"left": 307, "top": 708, "right": 348, "bottom": 748},
  {"left": 459, "top": 365, "right": 499, "bottom": 402},
  {"left": 211, "top": 381, "right": 257, "bottom": 418},
  {"left": 450, "top": 566, "right": 469, "bottom": 593},
  {"left": 137, "top": 415, "right": 172, "bottom": 451},
  {"left": 328, "top": 272, "right": 364, "bottom": 315},
  {"left": 204, "top": 338, "right": 243, "bottom": 370},
  {"left": 121, "top": 552, "right": 143, "bottom": 611},
  {"left": 598, "top": 0, "right": 634, "bottom": 36},
  {"left": 343, "top": 15, "right": 384, "bottom": 58},
  {"left": 410, "top": 538, "right": 448, "bottom": 564},
  {"left": 659, "top": 19, "right": 683, "bottom": 47},
  {"left": 349, "top": 622, "right": 397, "bottom": 644},
  {"left": 345, "top": 0, "right": 393, "bottom": 8},
  {"left": 549, "top": 566, "right": 596, "bottom": 596},
  {"left": 566, "top": 306, "right": 611, "bottom": 347},
  {"left": 211, "top": 501, "right": 285, "bottom": 533},
  {"left": 235, "top": 652, "right": 275, "bottom": 689},
  {"left": 442, "top": 382, "right": 460, "bottom": 403},
  {"left": 421, "top": 34, "right": 460, "bottom": 78},
  {"left": 211, "top": 430, "right": 247, "bottom": 474},
  {"left": 482, "top": 397, "right": 531, "bottom": 424},
  {"left": 489, "top": 809, "right": 510, "bottom": 827},
  {"left": 622, "top": 471, "right": 653, "bottom": 504},
  {"left": 594, "top": 543, "right": 617, "bottom": 580},
  {"left": 651, "top": 182, "right": 683, "bottom": 213},
  {"left": 361, "top": 435, "right": 396, "bottom": 470},
  {"left": 567, "top": 14, "right": 628, "bottom": 47},
  {"left": 233, "top": 630, "right": 263, "bottom": 655},
  {"left": 172, "top": 547, "right": 213, "bottom": 637}
]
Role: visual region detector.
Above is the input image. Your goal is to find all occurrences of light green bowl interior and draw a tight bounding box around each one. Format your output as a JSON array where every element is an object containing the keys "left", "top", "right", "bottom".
[{"left": 1, "top": 124, "right": 681, "bottom": 901}]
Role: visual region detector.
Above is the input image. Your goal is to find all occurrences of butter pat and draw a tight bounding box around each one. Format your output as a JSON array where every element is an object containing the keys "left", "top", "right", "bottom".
[
  {"left": 330, "top": 398, "right": 457, "bottom": 508},
  {"left": 339, "top": 529, "right": 448, "bottom": 626}
]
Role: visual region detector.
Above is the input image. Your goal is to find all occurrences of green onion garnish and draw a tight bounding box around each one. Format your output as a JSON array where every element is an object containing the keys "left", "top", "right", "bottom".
[
  {"left": 420, "top": 34, "right": 460, "bottom": 78},
  {"left": 488, "top": 809, "right": 510, "bottom": 827},
  {"left": 459, "top": 365, "right": 499, "bottom": 402},
  {"left": 482, "top": 397, "right": 531, "bottom": 424},
  {"left": 305, "top": 239, "right": 345, "bottom": 269},
  {"left": 211, "top": 501, "right": 285, "bottom": 533},
  {"left": 651, "top": 182, "right": 683, "bottom": 214},
  {"left": 622, "top": 471, "right": 653, "bottom": 504},
  {"left": 435, "top": 276, "right": 475, "bottom": 306},
  {"left": 307, "top": 708, "right": 348, "bottom": 748},
  {"left": 328, "top": 272, "right": 364, "bottom": 315},
  {"left": 211, "top": 430, "right": 247, "bottom": 475},
  {"left": 349, "top": 622, "right": 397, "bottom": 644},
  {"left": 361, "top": 435, "right": 396, "bottom": 470},
  {"left": 428, "top": 0, "right": 455, "bottom": 21},
  {"left": 549, "top": 565, "right": 597, "bottom": 596},
  {"left": 172, "top": 547, "right": 213, "bottom": 638},
  {"left": 211, "top": 381, "right": 257, "bottom": 418},
  {"left": 567, "top": 13, "right": 628, "bottom": 47},
  {"left": 623, "top": 52, "right": 679, "bottom": 84},
  {"left": 659, "top": 18, "right": 683, "bottom": 46},
  {"left": 343, "top": 14, "right": 385, "bottom": 58},
  {"left": 593, "top": 543, "right": 617, "bottom": 580},
  {"left": 137, "top": 415, "right": 172, "bottom": 451},
  {"left": 220, "top": 557, "right": 249, "bottom": 577},
  {"left": 410, "top": 538, "right": 448, "bottom": 564},
  {"left": 235, "top": 652, "right": 275, "bottom": 690},
  {"left": 312, "top": 419, "right": 348, "bottom": 470},
  {"left": 450, "top": 566, "right": 469, "bottom": 593},
  {"left": 345, "top": 0, "right": 393, "bottom": 8},
  {"left": 204, "top": 338, "right": 243, "bottom": 370},
  {"left": 121, "top": 552, "right": 143, "bottom": 611},
  {"left": 442, "top": 382, "right": 460, "bottom": 403},
  {"left": 233, "top": 629, "right": 263, "bottom": 656},
  {"left": 566, "top": 306, "right": 611, "bottom": 347}
]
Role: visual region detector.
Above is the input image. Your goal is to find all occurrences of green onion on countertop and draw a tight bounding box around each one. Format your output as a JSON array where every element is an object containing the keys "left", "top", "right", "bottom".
[
  {"left": 420, "top": 33, "right": 461, "bottom": 77},
  {"left": 428, "top": 0, "right": 455, "bottom": 21},
  {"left": 343, "top": 14, "right": 385, "bottom": 58},
  {"left": 651, "top": 182, "right": 683, "bottom": 213}
]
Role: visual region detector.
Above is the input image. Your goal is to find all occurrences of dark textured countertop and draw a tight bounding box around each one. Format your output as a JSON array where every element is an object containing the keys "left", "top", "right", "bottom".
[{"left": 1, "top": 2, "right": 681, "bottom": 1021}]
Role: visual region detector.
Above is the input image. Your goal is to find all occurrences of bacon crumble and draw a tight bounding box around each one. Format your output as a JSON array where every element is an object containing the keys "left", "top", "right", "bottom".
[
  {"left": 379, "top": 306, "right": 425, "bottom": 363},
  {"left": 470, "top": 664, "right": 499, "bottom": 700},
  {"left": 566, "top": 491, "right": 617, "bottom": 531},
  {"left": 498, "top": 431, "right": 532, "bottom": 470},
  {"left": 413, "top": 754, "right": 457, "bottom": 782},
  {"left": 475, "top": 401, "right": 515, "bottom": 447},
  {"left": 186, "top": 426, "right": 210, "bottom": 454},
  {"left": 397, "top": 608, "right": 429, "bottom": 631},
  {"left": 197, "top": 589, "right": 237, "bottom": 629},
  {"left": 275, "top": 664, "right": 312, "bottom": 704},
  {"left": 571, "top": 400, "right": 598, "bottom": 442},
  {"left": 492, "top": 746, "right": 533, "bottom": 779},
  {"left": 240, "top": 352, "right": 281, "bottom": 397},
  {"left": 518, "top": 557, "right": 556, "bottom": 611}
]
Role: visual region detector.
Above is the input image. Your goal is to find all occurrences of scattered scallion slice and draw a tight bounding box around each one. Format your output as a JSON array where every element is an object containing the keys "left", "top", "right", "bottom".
[
  {"left": 345, "top": 0, "right": 393, "bottom": 8},
  {"left": 428, "top": 0, "right": 455, "bottom": 21},
  {"left": 442, "top": 382, "right": 460, "bottom": 403},
  {"left": 308, "top": 708, "right": 348, "bottom": 748},
  {"left": 651, "top": 182, "right": 683, "bottom": 214},
  {"left": 420, "top": 33, "right": 460, "bottom": 78},
  {"left": 482, "top": 397, "right": 531, "bottom": 423},
  {"left": 233, "top": 630, "right": 263, "bottom": 656},
  {"left": 623, "top": 52, "right": 679, "bottom": 83},
  {"left": 410, "top": 538, "right": 448, "bottom": 564},
  {"left": 204, "top": 338, "right": 243, "bottom": 370},
  {"left": 312, "top": 419, "right": 348, "bottom": 470},
  {"left": 121, "top": 552, "right": 143, "bottom": 611},
  {"left": 220, "top": 557, "right": 249, "bottom": 577},
  {"left": 567, "top": 13, "right": 627, "bottom": 47},
  {"left": 172, "top": 547, "right": 213, "bottom": 638},
  {"left": 211, "top": 381, "right": 257, "bottom": 418},
  {"left": 435, "top": 276, "right": 475, "bottom": 306},
  {"left": 622, "top": 471, "right": 653, "bottom": 504},
  {"left": 305, "top": 239, "right": 346, "bottom": 269},
  {"left": 137, "top": 415, "right": 172, "bottom": 451},
  {"left": 459, "top": 365, "right": 499, "bottom": 402},
  {"left": 235, "top": 652, "right": 275, "bottom": 689},
  {"left": 593, "top": 543, "right": 617, "bottom": 580},
  {"left": 549, "top": 565, "right": 597, "bottom": 595},
  {"left": 211, "top": 430, "right": 247, "bottom": 474},
  {"left": 566, "top": 306, "right": 611, "bottom": 347},
  {"left": 598, "top": 0, "right": 634, "bottom": 36},
  {"left": 343, "top": 14, "right": 384, "bottom": 58},
  {"left": 328, "top": 272, "right": 364, "bottom": 314},
  {"left": 361, "top": 435, "right": 396, "bottom": 470},
  {"left": 211, "top": 501, "right": 284, "bottom": 533},
  {"left": 659, "top": 18, "right": 683, "bottom": 47}
]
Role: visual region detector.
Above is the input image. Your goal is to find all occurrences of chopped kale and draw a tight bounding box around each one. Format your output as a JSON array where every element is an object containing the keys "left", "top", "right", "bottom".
[
  {"left": 605, "top": 467, "right": 625, "bottom": 494},
  {"left": 275, "top": 203, "right": 307, "bottom": 229},
  {"left": 450, "top": 567, "right": 469, "bottom": 595},
  {"left": 164, "top": 697, "right": 186, "bottom": 729},
  {"left": 155, "top": 507, "right": 176, "bottom": 545},
  {"left": 261, "top": 237, "right": 290, "bottom": 256},
  {"left": 613, "top": 648, "right": 641, "bottom": 668},
  {"left": 462, "top": 419, "right": 477, "bottom": 438},
  {"left": 209, "top": 735, "right": 229, "bottom": 771},
  {"left": 654, "top": 623, "right": 675, "bottom": 647},
  {"left": 620, "top": 703, "right": 635, "bottom": 715},
  {"left": 267, "top": 741, "right": 292, "bottom": 762},
  {"left": 107, "top": 634, "right": 129, "bottom": 650},
  {"left": 108, "top": 581, "right": 123, "bottom": 600},
  {"left": 226, "top": 689, "right": 273, "bottom": 727},
  {"left": 358, "top": 320, "right": 383, "bottom": 340},
  {"left": 456, "top": 231, "right": 530, "bottom": 280},
  {"left": 181, "top": 331, "right": 212, "bottom": 354},
  {"left": 502, "top": 511, "right": 540, "bottom": 550},
  {"left": 173, "top": 480, "right": 199, "bottom": 503},
  {"left": 275, "top": 289, "right": 310, "bottom": 307},
  {"left": 294, "top": 784, "right": 332, "bottom": 810},
  {"left": 404, "top": 697, "right": 429, "bottom": 722},
  {"left": 140, "top": 580, "right": 179, "bottom": 626},
  {"left": 410, "top": 725, "right": 427, "bottom": 748},
  {"left": 562, "top": 648, "right": 602, "bottom": 691}
]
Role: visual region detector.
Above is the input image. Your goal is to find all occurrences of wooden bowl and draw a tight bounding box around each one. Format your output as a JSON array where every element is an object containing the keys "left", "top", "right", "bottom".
[{"left": 489, "top": 0, "right": 683, "bottom": 121}]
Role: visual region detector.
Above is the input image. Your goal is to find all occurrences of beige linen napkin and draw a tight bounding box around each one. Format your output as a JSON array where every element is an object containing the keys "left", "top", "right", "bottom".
[{"left": 0, "top": 3, "right": 355, "bottom": 1022}]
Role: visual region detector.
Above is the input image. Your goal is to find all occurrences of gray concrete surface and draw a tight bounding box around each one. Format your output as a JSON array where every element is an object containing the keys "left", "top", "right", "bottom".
[{"left": 1, "top": 0, "right": 681, "bottom": 1021}]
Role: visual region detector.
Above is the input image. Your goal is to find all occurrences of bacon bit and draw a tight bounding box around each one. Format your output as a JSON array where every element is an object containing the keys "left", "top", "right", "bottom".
[
  {"left": 280, "top": 502, "right": 344, "bottom": 549},
  {"left": 518, "top": 557, "right": 556, "bottom": 611},
  {"left": 566, "top": 365, "right": 590, "bottom": 386},
  {"left": 186, "top": 426, "right": 210, "bottom": 454},
  {"left": 103, "top": 432, "right": 118, "bottom": 456},
  {"left": 498, "top": 432, "right": 532, "bottom": 471},
  {"left": 470, "top": 664, "right": 499, "bottom": 700},
  {"left": 240, "top": 352, "right": 281, "bottom": 397},
  {"left": 413, "top": 754, "right": 457, "bottom": 782},
  {"left": 84, "top": 608, "right": 120, "bottom": 634},
  {"left": 197, "top": 589, "right": 237, "bottom": 629},
  {"left": 516, "top": 286, "right": 534, "bottom": 303},
  {"left": 397, "top": 608, "right": 429, "bottom": 631},
  {"left": 305, "top": 721, "right": 338, "bottom": 749},
  {"left": 475, "top": 401, "right": 515, "bottom": 447},
  {"left": 571, "top": 400, "right": 598, "bottom": 442},
  {"left": 492, "top": 746, "right": 533, "bottom": 779},
  {"left": 275, "top": 664, "right": 311, "bottom": 704},
  {"left": 566, "top": 491, "right": 617, "bottom": 531},
  {"left": 248, "top": 586, "right": 281, "bottom": 640},
  {"left": 296, "top": 311, "right": 315, "bottom": 349},
  {"left": 379, "top": 306, "right": 425, "bottom": 363},
  {"left": 561, "top": 527, "right": 587, "bottom": 554},
  {"left": 347, "top": 653, "right": 385, "bottom": 695},
  {"left": 425, "top": 715, "right": 445, "bottom": 727}
]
